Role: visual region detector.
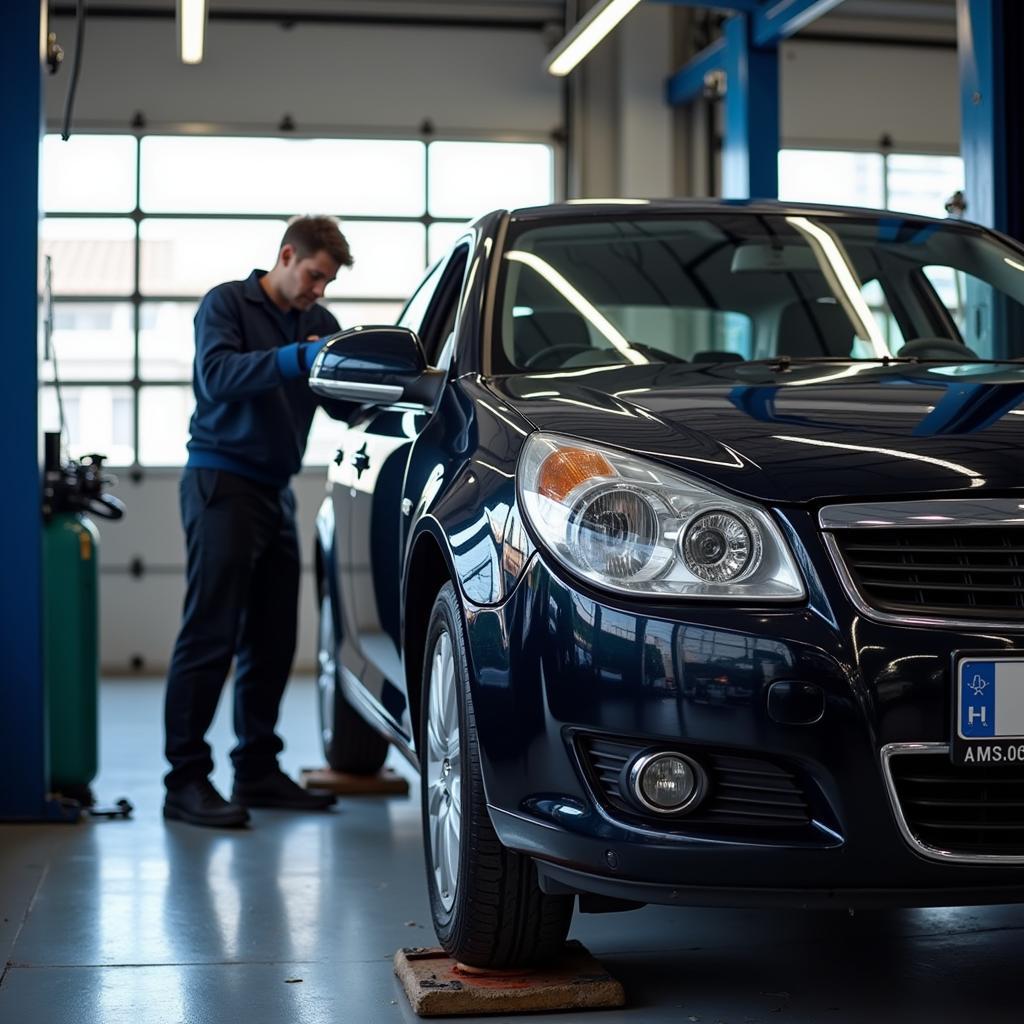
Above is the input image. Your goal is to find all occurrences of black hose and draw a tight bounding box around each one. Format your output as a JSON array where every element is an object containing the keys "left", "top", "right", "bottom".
[{"left": 61, "top": 0, "right": 88, "bottom": 141}]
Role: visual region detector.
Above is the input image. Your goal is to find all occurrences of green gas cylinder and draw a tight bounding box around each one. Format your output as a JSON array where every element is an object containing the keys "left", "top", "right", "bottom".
[
  {"left": 41, "top": 433, "right": 124, "bottom": 806},
  {"left": 43, "top": 511, "right": 101, "bottom": 800}
]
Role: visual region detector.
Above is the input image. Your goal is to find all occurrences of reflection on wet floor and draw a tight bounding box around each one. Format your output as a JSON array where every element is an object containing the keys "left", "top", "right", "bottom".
[{"left": 2, "top": 678, "right": 1023, "bottom": 1023}]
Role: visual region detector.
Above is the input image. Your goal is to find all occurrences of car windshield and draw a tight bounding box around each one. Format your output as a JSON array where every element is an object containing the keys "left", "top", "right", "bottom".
[{"left": 492, "top": 211, "right": 1024, "bottom": 373}]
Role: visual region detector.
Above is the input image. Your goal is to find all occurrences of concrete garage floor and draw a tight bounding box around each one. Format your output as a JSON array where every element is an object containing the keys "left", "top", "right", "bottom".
[{"left": 2, "top": 680, "right": 1024, "bottom": 1023}]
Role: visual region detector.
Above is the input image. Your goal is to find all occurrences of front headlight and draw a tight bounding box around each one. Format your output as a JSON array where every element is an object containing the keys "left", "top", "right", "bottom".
[{"left": 518, "top": 432, "right": 805, "bottom": 600}]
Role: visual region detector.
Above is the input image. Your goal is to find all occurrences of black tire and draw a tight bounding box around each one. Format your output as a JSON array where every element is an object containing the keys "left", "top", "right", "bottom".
[
  {"left": 317, "top": 588, "right": 389, "bottom": 775},
  {"left": 420, "top": 582, "right": 573, "bottom": 968}
]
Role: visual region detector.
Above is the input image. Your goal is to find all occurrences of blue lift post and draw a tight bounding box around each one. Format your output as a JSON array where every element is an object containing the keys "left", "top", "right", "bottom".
[
  {"left": 0, "top": 3, "right": 73, "bottom": 822},
  {"left": 957, "top": 0, "right": 1024, "bottom": 358},
  {"left": 660, "top": 1, "right": 847, "bottom": 198},
  {"left": 957, "top": 0, "right": 1023, "bottom": 240}
]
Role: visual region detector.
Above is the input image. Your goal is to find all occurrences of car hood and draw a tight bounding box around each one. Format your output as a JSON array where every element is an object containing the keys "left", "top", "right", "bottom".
[{"left": 485, "top": 361, "right": 1024, "bottom": 505}]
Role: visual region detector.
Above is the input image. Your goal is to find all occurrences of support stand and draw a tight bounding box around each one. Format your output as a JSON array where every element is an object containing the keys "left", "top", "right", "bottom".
[
  {"left": 299, "top": 767, "right": 410, "bottom": 797},
  {"left": 393, "top": 942, "right": 625, "bottom": 1017}
]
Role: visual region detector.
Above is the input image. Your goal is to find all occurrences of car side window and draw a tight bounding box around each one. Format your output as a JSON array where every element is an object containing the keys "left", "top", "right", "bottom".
[
  {"left": 417, "top": 244, "right": 471, "bottom": 366},
  {"left": 398, "top": 259, "right": 447, "bottom": 335}
]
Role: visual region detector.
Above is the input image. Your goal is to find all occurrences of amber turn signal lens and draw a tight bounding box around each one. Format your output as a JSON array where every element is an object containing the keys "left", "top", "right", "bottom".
[{"left": 536, "top": 447, "right": 615, "bottom": 502}]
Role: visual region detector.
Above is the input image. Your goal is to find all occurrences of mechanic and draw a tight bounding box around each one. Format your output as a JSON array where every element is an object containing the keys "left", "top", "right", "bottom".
[{"left": 163, "top": 215, "right": 354, "bottom": 828}]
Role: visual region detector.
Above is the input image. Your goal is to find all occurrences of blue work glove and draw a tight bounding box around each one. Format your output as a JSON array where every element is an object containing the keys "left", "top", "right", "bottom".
[
  {"left": 299, "top": 337, "right": 328, "bottom": 372},
  {"left": 276, "top": 337, "right": 329, "bottom": 380}
]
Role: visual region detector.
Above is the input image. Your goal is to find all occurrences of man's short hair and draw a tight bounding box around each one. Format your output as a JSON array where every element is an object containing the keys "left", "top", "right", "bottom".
[{"left": 280, "top": 215, "right": 354, "bottom": 268}]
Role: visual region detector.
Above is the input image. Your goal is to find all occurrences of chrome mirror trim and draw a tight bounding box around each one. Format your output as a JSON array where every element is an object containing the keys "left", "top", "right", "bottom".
[{"left": 310, "top": 378, "right": 405, "bottom": 403}]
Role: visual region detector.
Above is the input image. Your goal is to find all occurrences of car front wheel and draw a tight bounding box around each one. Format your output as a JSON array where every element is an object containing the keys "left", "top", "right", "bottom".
[
  {"left": 317, "top": 588, "right": 389, "bottom": 775},
  {"left": 421, "top": 582, "right": 573, "bottom": 968}
]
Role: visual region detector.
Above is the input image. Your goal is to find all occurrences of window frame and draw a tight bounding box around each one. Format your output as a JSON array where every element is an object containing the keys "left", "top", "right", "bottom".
[{"left": 42, "top": 131, "right": 557, "bottom": 469}]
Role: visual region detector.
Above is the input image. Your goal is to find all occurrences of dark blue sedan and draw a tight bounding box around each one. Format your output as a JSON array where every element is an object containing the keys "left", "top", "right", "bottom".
[{"left": 309, "top": 200, "right": 1024, "bottom": 968}]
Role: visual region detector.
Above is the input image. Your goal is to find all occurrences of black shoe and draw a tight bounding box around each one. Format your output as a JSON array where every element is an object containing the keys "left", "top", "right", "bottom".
[
  {"left": 231, "top": 768, "right": 336, "bottom": 810},
  {"left": 164, "top": 778, "right": 250, "bottom": 828}
]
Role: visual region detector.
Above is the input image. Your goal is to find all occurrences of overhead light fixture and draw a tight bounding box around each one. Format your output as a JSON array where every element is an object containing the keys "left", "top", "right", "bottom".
[
  {"left": 544, "top": 0, "right": 643, "bottom": 77},
  {"left": 177, "top": 0, "right": 207, "bottom": 65}
]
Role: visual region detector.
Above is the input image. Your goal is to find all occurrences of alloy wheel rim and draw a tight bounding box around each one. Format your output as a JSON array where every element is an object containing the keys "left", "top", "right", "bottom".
[
  {"left": 425, "top": 628, "right": 461, "bottom": 913},
  {"left": 317, "top": 597, "right": 336, "bottom": 750}
]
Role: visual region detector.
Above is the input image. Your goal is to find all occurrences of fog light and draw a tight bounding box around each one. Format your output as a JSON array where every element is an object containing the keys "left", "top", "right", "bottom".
[{"left": 628, "top": 751, "right": 705, "bottom": 815}]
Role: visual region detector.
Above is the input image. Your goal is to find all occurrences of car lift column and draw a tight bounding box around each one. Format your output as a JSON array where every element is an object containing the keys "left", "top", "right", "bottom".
[
  {"left": 957, "top": 0, "right": 1024, "bottom": 358},
  {"left": 660, "top": 1, "right": 847, "bottom": 199},
  {"left": 0, "top": 2, "right": 62, "bottom": 821},
  {"left": 957, "top": 0, "right": 1023, "bottom": 239}
]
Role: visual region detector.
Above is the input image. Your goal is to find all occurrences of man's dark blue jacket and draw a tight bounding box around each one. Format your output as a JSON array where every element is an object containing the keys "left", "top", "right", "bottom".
[{"left": 186, "top": 269, "right": 341, "bottom": 488}]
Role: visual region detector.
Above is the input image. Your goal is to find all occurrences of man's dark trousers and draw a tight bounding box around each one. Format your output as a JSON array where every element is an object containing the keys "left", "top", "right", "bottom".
[{"left": 164, "top": 467, "right": 300, "bottom": 791}]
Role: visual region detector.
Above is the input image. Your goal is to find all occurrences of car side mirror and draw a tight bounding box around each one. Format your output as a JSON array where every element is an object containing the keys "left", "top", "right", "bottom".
[{"left": 308, "top": 325, "right": 445, "bottom": 408}]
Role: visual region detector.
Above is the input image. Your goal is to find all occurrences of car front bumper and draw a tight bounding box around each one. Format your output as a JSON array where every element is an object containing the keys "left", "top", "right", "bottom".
[{"left": 461, "top": 551, "right": 1024, "bottom": 906}]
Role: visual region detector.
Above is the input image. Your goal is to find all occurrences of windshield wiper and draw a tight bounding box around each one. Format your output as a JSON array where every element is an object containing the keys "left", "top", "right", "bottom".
[{"left": 743, "top": 355, "right": 919, "bottom": 371}]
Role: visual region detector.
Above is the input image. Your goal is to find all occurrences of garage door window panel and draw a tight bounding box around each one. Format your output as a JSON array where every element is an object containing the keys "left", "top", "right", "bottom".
[
  {"left": 139, "top": 302, "right": 199, "bottom": 381},
  {"left": 42, "top": 385, "right": 135, "bottom": 466},
  {"left": 42, "top": 134, "right": 137, "bottom": 214},
  {"left": 41, "top": 218, "right": 136, "bottom": 297},
  {"left": 139, "top": 387, "right": 195, "bottom": 466},
  {"left": 43, "top": 302, "right": 136, "bottom": 382},
  {"left": 331, "top": 222, "right": 426, "bottom": 301},
  {"left": 140, "top": 137, "right": 426, "bottom": 217},
  {"left": 428, "top": 141, "right": 553, "bottom": 219},
  {"left": 139, "top": 219, "right": 288, "bottom": 297},
  {"left": 43, "top": 133, "right": 555, "bottom": 466}
]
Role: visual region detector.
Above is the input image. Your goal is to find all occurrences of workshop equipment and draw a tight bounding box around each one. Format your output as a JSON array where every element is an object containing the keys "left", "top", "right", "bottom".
[
  {"left": 300, "top": 766, "right": 410, "bottom": 796},
  {"left": 42, "top": 432, "right": 124, "bottom": 806},
  {"left": 393, "top": 942, "right": 625, "bottom": 1017}
]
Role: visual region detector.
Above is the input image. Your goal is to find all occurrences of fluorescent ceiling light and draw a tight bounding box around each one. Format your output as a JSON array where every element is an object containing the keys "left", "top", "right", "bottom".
[
  {"left": 545, "top": 0, "right": 643, "bottom": 77},
  {"left": 178, "top": 0, "right": 207, "bottom": 65}
]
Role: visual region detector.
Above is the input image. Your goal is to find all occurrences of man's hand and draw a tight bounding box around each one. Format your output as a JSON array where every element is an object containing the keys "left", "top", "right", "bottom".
[{"left": 299, "top": 336, "right": 329, "bottom": 373}]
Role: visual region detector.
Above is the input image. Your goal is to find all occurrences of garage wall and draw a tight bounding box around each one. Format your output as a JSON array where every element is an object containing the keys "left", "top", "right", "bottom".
[
  {"left": 46, "top": 10, "right": 961, "bottom": 675},
  {"left": 576, "top": 14, "right": 959, "bottom": 200},
  {"left": 780, "top": 39, "right": 959, "bottom": 152},
  {"left": 45, "top": 12, "right": 563, "bottom": 676},
  {"left": 96, "top": 469, "right": 331, "bottom": 675},
  {"left": 45, "top": 15, "right": 562, "bottom": 137}
]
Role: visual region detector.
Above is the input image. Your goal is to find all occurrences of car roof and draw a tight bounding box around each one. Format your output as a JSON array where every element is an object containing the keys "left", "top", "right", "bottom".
[{"left": 499, "top": 197, "right": 969, "bottom": 229}]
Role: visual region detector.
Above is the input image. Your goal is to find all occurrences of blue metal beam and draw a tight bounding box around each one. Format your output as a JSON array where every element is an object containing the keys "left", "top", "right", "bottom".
[
  {"left": 0, "top": 1, "right": 54, "bottom": 819},
  {"left": 647, "top": 0, "right": 765, "bottom": 11},
  {"left": 652, "top": 0, "right": 848, "bottom": 45},
  {"left": 666, "top": 2, "right": 854, "bottom": 199},
  {"left": 957, "top": 0, "right": 1005, "bottom": 232},
  {"left": 665, "top": 14, "right": 780, "bottom": 198},
  {"left": 721, "top": 14, "right": 779, "bottom": 198},
  {"left": 752, "top": 0, "right": 848, "bottom": 47},
  {"left": 957, "top": 0, "right": 1024, "bottom": 357},
  {"left": 665, "top": 37, "right": 725, "bottom": 105}
]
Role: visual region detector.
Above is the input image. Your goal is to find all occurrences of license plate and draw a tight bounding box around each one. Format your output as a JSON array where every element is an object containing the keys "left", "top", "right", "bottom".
[{"left": 953, "top": 656, "right": 1024, "bottom": 765}]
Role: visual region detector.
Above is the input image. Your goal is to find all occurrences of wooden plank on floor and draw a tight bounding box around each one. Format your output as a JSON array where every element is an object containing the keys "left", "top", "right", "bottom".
[
  {"left": 300, "top": 767, "right": 410, "bottom": 796},
  {"left": 394, "top": 941, "right": 625, "bottom": 1017}
]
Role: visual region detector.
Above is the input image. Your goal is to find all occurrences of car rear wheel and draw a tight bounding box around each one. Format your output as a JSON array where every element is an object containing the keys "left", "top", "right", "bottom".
[
  {"left": 421, "top": 582, "right": 573, "bottom": 968},
  {"left": 317, "top": 588, "right": 389, "bottom": 775}
]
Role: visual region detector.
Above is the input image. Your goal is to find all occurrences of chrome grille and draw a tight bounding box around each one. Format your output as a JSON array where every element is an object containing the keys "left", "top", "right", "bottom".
[
  {"left": 578, "top": 735, "right": 814, "bottom": 834},
  {"left": 833, "top": 526, "right": 1024, "bottom": 620},
  {"left": 888, "top": 748, "right": 1024, "bottom": 857}
]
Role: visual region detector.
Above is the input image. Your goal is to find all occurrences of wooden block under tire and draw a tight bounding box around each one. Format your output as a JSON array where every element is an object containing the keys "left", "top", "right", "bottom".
[
  {"left": 299, "top": 766, "right": 410, "bottom": 796},
  {"left": 393, "top": 941, "right": 625, "bottom": 1017}
]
